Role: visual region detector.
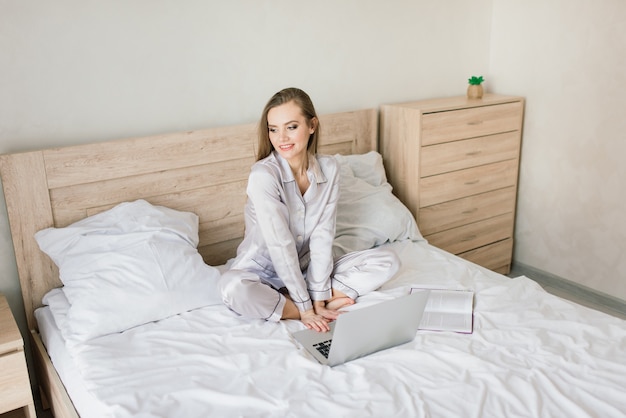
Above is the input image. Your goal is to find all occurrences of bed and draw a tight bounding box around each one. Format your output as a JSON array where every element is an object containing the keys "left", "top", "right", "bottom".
[{"left": 1, "top": 108, "right": 625, "bottom": 418}]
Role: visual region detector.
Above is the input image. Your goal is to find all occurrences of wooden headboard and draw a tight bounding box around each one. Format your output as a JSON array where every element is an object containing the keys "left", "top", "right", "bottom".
[{"left": 0, "top": 109, "right": 377, "bottom": 330}]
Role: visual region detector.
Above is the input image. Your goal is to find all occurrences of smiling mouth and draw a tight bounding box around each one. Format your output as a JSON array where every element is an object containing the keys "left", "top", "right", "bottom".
[{"left": 278, "top": 144, "right": 294, "bottom": 151}]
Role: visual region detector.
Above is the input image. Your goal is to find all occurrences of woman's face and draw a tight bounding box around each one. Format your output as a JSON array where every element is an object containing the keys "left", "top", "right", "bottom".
[{"left": 267, "top": 100, "right": 316, "bottom": 163}]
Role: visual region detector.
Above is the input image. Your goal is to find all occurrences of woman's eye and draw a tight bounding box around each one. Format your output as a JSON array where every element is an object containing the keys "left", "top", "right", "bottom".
[
  {"left": 288, "top": 125, "right": 298, "bottom": 130},
  {"left": 269, "top": 128, "right": 277, "bottom": 133}
]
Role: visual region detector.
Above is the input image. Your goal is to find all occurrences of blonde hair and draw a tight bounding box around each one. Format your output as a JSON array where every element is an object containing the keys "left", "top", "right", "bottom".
[{"left": 256, "top": 87, "right": 320, "bottom": 161}]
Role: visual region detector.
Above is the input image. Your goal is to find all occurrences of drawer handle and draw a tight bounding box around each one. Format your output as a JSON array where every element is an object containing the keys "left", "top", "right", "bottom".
[
  {"left": 465, "top": 180, "right": 480, "bottom": 186},
  {"left": 468, "top": 120, "right": 484, "bottom": 126},
  {"left": 466, "top": 150, "right": 482, "bottom": 157}
]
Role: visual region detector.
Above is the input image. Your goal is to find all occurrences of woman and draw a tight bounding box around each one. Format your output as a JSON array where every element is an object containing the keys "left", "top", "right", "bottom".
[{"left": 218, "top": 88, "right": 399, "bottom": 332}]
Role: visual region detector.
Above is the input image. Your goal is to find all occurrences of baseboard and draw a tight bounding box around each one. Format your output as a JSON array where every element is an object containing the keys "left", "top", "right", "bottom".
[{"left": 511, "top": 261, "right": 626, "bottom": 317}]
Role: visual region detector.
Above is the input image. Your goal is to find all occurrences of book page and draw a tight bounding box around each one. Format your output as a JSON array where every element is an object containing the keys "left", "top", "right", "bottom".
[
  {"left": 425, "top": 290, "right": 473, "bottom": 313},
  {"left": 411, "top": 288, "right": 474, "bottom": 333}
]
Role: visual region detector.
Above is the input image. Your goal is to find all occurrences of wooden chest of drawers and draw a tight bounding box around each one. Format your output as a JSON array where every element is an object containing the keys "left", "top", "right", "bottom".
[
  {"left": 0, "top": 294, "right": 36, "bottom": 417},
  {"left": 380, "top": 94, "right": 524, "bottom": 274}
]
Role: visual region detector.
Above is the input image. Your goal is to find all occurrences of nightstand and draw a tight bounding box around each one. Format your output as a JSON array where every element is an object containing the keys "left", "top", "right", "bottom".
[{"left": 0, "top": 294, "right": 36, "bottom": 417}]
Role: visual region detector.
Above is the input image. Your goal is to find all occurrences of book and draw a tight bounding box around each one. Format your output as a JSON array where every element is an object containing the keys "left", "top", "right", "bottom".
[{"left": 411, "top": 288, "right": 474, "bottom": 334}]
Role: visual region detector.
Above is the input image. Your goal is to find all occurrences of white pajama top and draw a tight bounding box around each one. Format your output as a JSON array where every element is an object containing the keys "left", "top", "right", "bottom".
[{"left": 229, "top": 151, "right": 339, "bottom": 312}]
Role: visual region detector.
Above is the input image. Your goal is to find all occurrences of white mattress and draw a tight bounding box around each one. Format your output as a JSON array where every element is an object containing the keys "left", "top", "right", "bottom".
[{"left": 36, "top": 241, "right": 626, "bottom": 418}]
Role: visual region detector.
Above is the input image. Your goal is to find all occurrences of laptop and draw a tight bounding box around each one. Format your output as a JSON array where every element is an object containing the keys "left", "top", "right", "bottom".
[{"left": 292, "top": 290, "right": 430, "bottom": 367}]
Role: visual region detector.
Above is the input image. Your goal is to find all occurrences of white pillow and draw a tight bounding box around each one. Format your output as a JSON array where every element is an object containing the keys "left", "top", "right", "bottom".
[
  {"left": 333, "top": 152, "right": 424, "bottom": 257},
  {"left": 35, "top": 200, "right": 222, "bottom": 345},
  {"left": 334, "top": 151, "right": 387, "bottom": 187}
]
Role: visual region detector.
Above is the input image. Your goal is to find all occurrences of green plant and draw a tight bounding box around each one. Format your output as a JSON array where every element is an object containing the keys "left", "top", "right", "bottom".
[{"left": 468, "top": 76, "right": 484, "bottom": 85}]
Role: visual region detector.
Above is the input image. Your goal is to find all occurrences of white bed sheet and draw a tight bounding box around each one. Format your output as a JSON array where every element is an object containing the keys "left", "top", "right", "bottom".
[
  {"left": 35, "top": 306, "right": 110, "bottom": 417},
  {"left": 37, "top": 241, "right": 626, "bottom": 418}
]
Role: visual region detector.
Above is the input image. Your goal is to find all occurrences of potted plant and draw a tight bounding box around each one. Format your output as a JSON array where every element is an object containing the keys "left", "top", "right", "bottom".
[{"left": 467, "top": 76, "right": 484, "bottom": 99}]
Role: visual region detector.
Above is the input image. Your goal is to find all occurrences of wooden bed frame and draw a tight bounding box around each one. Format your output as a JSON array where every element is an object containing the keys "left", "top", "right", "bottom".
[{"left": 0, "top": 108, "right": 378, "bottom": 417}]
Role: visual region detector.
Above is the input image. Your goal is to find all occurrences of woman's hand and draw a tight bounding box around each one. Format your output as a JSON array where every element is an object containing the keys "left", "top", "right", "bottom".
[
  {"left": 300, "top": 308, "right": 331, "bottom": 333},
  {"left": 313, "top": 300, "right": 342, "bottom": 322},
  {"left": 299, "top": 297, "right": 354, "bottom": 332}
]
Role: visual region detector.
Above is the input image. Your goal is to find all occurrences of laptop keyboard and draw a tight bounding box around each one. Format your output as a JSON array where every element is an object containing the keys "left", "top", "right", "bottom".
[{"left": 313, "top": 339, "right": 332, "bottom": 358}]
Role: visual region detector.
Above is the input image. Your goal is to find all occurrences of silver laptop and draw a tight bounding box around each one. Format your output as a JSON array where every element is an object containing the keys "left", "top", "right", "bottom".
[{"left": 292, "top": 290, "right": 430, "bottom": 367}]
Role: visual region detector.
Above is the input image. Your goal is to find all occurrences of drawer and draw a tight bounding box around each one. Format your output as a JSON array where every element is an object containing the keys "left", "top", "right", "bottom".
[
  {"left": 0, "top": 350, "right": 32, "bottom": 413},
  {"left": 419, "top": 159, "right": 519, "bottom": 207},
  {"left": 424, "top": 213, "right": 514, "bottom": 255},
  {"left": 421, "top": 101, "right": 523, "bottom": 145},
  {"left": 418, "top": 187, "right": 517, "bottom": 236},
  {"left": 459, "top": 238, "right": 514, "bottom": 273},
  {"left": 420, "top": 131, "right": 520, "bottom": 177}
]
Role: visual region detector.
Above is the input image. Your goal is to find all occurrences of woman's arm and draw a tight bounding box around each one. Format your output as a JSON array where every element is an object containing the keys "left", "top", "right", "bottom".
[
  {"left": 306, "top": 157, "right": 340, "bottom": 303},
  {"left": 247, "top": 165, "right": 313, "bottom": 312}
]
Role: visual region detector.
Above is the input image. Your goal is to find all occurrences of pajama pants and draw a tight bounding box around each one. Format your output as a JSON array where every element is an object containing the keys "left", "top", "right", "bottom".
[{"left": 218, "top": 247, "right": 400, "bottom": 322}]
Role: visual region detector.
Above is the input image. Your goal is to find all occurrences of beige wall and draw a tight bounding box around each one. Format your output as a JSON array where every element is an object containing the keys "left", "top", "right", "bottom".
[
  {"left": 0, "top": 0, "right": 491, "bottom": 334},
  {"left": 489, "top": 0, "right": 626, "bottom": 301}
]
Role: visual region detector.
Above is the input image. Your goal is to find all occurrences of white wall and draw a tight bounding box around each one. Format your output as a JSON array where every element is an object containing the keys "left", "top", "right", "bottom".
[
  {"left": 0, "top": 0, "right": 491, "bottom": 338},
  {"left": 489, "top": 0, "right": 626, "bottom": 300},
  {"left": 0, "top": 0, "right": 491, "bottom": 152}
]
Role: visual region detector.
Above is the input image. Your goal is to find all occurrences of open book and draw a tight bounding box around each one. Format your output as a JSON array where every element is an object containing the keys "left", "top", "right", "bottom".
[{"left": 410, "top": 288, "right": 474, "bottom": 334}]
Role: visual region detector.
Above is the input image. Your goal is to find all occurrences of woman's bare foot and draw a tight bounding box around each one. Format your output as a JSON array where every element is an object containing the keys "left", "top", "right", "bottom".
[
  {"left": 326, "top": 297, "right": 354, "bottom": 310},
  {"left": 327, "top": 288, "right": 355, "bottom": 310}
]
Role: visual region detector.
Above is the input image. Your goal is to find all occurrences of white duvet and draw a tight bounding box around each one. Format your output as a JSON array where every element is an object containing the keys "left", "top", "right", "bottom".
[{"left": 39, "top": 241, "right": 626, "bottom": 418}]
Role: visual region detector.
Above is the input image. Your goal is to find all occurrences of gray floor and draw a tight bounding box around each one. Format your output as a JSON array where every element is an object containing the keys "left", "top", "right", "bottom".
[{"left": 508, "top": 265, "right": 626, "bottom": 320}]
